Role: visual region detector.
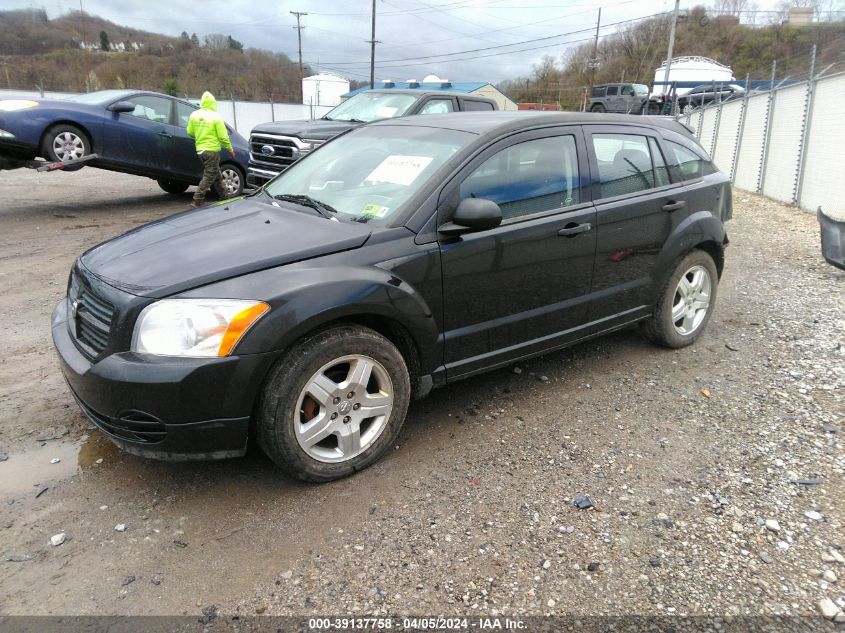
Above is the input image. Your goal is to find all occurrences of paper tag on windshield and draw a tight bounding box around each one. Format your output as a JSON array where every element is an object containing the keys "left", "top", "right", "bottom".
[
  {"left": 362, "top": 204, "right": 390, "bottom": 218},
  {"left": 375, "top": 106, "right": 399, "bottom": 118},
  {"left": 365, "top": 155, "right": 433, "bottom": 186}
]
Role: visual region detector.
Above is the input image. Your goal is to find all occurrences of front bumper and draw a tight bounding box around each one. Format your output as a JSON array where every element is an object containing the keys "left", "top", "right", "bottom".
[
  {"left": 246, "top": 165, "right": 281, "bottom": 188},
  {"left": 51, "top": 298, "right": 278, "bottom": 460}
]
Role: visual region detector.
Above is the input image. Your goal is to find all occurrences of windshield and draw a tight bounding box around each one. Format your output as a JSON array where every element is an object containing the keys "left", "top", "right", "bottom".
[
  {"left": 66, "top": 90, "right": 133, "bottom": 105},
  {"left": 264, "top": 125, "right": 475, "bottom": 222},
  {"left": 324, "top": 92, "right": 418, "bottom": 123},
  {"left": 633, "top": 84, "right": 649, "bottom": 95}
]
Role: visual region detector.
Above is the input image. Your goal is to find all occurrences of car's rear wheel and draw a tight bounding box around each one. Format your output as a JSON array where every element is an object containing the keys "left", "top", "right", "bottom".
[
  {"left": 216, "top": 164, "right": 244, "bottom": 198},
  {"left": 156, "top": 179, "right": 190, "bottom": 195},
  {"left": 43, "top": 124, "right": 91, "bottom": 171},
  {"left": 591, "top": 104, "right": 606, "bottom": 113},
  {"left": 641, "top": 250, "right": 719, "bottom": 349},
  {"left": 257, "top": 325, "right": 410, "bottom": 482}
]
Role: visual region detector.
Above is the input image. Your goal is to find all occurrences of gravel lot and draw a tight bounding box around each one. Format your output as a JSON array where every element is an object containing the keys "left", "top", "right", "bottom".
[{"left": 0, "top": 168, "right": 842, "bottom": 623}]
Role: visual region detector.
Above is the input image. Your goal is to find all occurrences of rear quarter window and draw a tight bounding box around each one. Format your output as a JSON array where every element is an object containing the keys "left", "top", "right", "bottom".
[
  {"left": 667, "top": 140, "right": 716, "bottom": 180},
  {"left": 591, "top": 86, "right": 606, "bottom": 98}
]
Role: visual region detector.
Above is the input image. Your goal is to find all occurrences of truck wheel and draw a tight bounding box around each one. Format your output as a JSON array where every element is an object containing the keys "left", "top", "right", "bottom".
[
  {"left": 42, "top": 124, "right": 91, "bottom": 171},
  {"left": 157, "top": 179, "right": 190, "bottom": 195},
  {"left": 641, "top": 250, "right": 719, "bottom": 349},
  {"left": 591, "top": 104, "right": 606, "bottom": 113},
  {"left": 257, "top": 324, "right": 411, "bottom": 482}
]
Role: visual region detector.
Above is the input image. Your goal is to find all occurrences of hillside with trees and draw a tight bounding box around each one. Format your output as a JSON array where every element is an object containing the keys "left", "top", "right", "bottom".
[
  {"left": 0, "top": 9, "right": 306, "bottom": 102},
  {"left": 499, "top": 4, "right": 845, "bottom": 110}
]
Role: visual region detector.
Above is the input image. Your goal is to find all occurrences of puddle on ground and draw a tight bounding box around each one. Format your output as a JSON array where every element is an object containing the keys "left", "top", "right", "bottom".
[{"left": 0, "top": 431, "right": 118, "bottom": 499}]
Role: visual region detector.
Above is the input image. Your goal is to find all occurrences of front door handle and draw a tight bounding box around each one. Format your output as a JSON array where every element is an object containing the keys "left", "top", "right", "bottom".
[
  {"left": 157, "top": 131, "right": 173, "bottom": 138},
  {"left": 558, "top": 222, "right": 592, "bottom": 237},
  {"left": 662, "top": 200, "right": 687, "bottom": 212}
]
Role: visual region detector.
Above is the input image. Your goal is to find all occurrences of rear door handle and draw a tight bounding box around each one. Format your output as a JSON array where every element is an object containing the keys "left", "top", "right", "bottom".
[
  {"left": 157, "top": 131, "right": 173, "bottom": 138},
  {"left": 662, "top": 200, "right": 687, "bottom": 212},
  {"left": 557, "top": 222, "right": 592, "bottom": 237}
]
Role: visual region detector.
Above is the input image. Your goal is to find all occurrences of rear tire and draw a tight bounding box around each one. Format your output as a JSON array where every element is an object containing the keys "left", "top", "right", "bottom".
[
  {"left": 257, "top": 325, "right": 411, "bottom": 482},
  {"left": 157, "top": 179, "right": 190, "bottom": 195},
  {"left": 42, "top": 124, "right": 91, "bottom": 171},
  {"left": 591, "top": 104, "right": 606, "bottom": 113},
  {"left": 641, "top": 250, "right": 719, "bottom": 349}
]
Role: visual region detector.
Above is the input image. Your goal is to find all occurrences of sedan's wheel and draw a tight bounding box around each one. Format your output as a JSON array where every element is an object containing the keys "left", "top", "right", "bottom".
[
  {"left": 257, "top": 325, "right": 410, "bottom": 482},
  {"left": 157, "top": 179, "right": 190, "bottom": 195},
  {"left": 43, "top": 124, "right": 91, "bottom": 171},
  {"left": 682, "top": 103, "right": 695, "bottom": 114},
  {"left": 216, "top": 165, "right": 244, "bottom": 198},
  {"left": 641, "top": 250, "right": 719, "bottom": 348}
]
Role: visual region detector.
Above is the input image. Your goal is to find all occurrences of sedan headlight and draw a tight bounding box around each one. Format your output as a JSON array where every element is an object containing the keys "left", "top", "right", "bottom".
[
  {"left": 0, "top": 100, "right": 38, "bottom": 112},
  {"left": 131, "top": 299, "right": 269, "bottom": 357}
]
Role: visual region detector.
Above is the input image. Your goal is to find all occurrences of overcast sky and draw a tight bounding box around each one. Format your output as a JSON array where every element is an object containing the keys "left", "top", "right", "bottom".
[{"left": 10, "top": 0, "right": 784, "bottom": 83}]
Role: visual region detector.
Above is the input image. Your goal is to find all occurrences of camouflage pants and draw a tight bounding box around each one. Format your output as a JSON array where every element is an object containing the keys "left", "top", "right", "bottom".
[{"left": 194, "top": 151, "right": 221, "bottom": 202}]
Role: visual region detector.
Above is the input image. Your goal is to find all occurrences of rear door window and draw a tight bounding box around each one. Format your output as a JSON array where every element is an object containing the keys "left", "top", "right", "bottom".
[
  {"left": 174, "top": 101, "right": 195, "bottom": 127},
  {"left": 667, "top": 140, "right": 713, "bottom": 180},
  {"left": 606, "top": 86, "right": 619, "bottom": 96},
  {"left": 591, "top": 133, "right": 662, "bottom": 198}
]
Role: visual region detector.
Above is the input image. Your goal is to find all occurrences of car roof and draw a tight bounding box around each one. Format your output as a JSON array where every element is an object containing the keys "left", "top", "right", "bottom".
[
  {"left": 371, "top": 111, "right": 694, "bottom": 137},
  {"left": 364, "top": 89, "right": 494, "bottom": 101}
]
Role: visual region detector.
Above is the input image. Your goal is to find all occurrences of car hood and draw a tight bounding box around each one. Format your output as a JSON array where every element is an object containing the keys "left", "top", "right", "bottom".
[
  {"left": 250, "top": 118, "right": 359, "bottom": 140},
  {"left": 81, "top": 197, "right": 372, "bottom": 298}
]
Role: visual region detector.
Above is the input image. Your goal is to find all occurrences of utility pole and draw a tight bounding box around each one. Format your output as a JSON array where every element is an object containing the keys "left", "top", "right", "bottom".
[
  {"left": 291, "top": 11, "right": 307, "bottom": 103},
  {"left": 367, "top": 0, "right": 380, "bottom": 89},
  {"left": 584, "top": 7, "right": 601, "bottom": 111},
  {"left": 662, "top": 0, "right": 681, "bottom": 108}
]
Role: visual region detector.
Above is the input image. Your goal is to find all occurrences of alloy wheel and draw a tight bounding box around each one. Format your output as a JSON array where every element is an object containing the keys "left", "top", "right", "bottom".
[
  {"left": 294, "top": 355, "right": 394, "bottom": 463},
  {"left": 220, "top": 167, "right": 241, "bottom": 197},
  {"left": 671, "top": 265, "right": 712, "bottom": 336}
]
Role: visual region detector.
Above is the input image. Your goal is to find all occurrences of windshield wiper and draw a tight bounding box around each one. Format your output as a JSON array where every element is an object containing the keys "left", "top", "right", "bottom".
[{"left": 273, "top": 194, "right": 339, "bottom": 220}]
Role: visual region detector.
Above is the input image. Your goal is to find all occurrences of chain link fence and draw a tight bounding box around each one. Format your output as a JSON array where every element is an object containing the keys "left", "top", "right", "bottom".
[{"left": 678, "top": 65, "right": 845, "bottom": 219}]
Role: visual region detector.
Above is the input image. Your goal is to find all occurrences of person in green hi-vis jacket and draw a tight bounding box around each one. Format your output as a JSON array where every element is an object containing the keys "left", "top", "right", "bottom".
[{"left": 186, "top": 91, "right": 235, "bottom": 207}]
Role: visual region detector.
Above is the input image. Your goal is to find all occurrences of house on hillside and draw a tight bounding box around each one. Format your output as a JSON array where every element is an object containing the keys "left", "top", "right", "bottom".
[{"left": 343, "top": 76, "right": 517, "bottom": 111}]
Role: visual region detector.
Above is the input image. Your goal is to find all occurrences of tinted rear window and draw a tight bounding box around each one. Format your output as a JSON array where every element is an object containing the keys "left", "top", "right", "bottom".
[{"left": 462, "top": 100, "right": 494, "bottom": 111}]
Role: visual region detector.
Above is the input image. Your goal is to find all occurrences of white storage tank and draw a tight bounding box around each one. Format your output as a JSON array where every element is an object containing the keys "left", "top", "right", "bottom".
[
  {"left": 652, "top": 56, "right": 735, "bottom": 97},
  {"left": 302, "top": 74, "right": 350, "bottom": 107}
]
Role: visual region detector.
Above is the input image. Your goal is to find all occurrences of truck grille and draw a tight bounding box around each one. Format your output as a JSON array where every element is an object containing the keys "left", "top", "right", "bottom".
[
  {"left": 249, "top": 134, "right": 324, "bottom": 173},
  {"left": 69, "top": 274, "right": 114, "bottom": 359}
]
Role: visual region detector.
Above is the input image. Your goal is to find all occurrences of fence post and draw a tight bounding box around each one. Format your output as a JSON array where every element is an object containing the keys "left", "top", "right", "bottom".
[
  {"left": 711, "top": 100, "right": 723, "bottom": 159},
  {"left": 270, "top": 100, "right": 275, "bottom": 122},
  {"left": 758, "top": 60, "right": 777, "bottom": 194},
  {"left": 794, "top": 44, "right": 817, "bottom": 206},
  {"left": 230, "top": 93, "right": 237, "bottom": 131}
]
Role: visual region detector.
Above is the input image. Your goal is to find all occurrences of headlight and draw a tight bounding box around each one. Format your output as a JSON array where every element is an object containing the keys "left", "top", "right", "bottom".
[
  {"left": 0, "top": 100, "right": 38, "bottom": 112},
  {"left": 131, "top": 299, "right": 269, "bottom": 357}
]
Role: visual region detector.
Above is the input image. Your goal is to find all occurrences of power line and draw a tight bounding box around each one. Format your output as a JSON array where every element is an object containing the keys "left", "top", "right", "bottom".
[{"left": 319, "top": 10, "right": 666, "bottom": 67}]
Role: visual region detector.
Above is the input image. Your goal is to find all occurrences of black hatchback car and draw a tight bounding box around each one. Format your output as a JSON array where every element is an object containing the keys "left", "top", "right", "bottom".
[{"left": 53, "top": 112, "right": 732, "bottom": 482}]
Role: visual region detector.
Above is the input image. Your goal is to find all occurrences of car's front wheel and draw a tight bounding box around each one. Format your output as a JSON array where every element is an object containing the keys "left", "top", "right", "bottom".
[
  {"left": 257, "top": 325, "right": 410, "bottom": 482},
  {"left": 641, "top": 250, "right": 719, "bottom": 348},
  {"left": 157, "top": 179, "right": 190, "bottom": 195},
  {"left": 216, "top": 164, "right": 244, "bottom": 198},
  {"left": 42, "top": 124, "right": 91, "bottom": 171}
]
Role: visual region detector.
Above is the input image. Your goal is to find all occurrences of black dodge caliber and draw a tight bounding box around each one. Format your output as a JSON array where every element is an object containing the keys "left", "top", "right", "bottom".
[{"left": 53, "top": 112, "right": 732, "bottom": 482}]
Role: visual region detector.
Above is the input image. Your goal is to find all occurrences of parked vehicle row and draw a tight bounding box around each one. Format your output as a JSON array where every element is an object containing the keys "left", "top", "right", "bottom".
[
  {"left": 0, "top": 89, "right": 250, "bottom": 197},
  {"left": 247, "top": 89, "right": 498, "bottom": 187},
  {"left": 52, "top": 112, "right": 732, "bottom": 482}
]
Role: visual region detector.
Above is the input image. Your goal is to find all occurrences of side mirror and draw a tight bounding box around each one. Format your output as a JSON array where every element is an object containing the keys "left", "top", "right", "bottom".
[
  {"left": 439, "top": 197, "right": 502, "bottom": 237},
  {"left": 108, "top": 101, "right": 135, "bottom": 113}
]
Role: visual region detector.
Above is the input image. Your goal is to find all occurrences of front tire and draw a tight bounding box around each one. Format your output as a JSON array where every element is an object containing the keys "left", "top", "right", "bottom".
[
  {"left": 157, "top": 179, "right": 190, "bottom": 195},
  {"left": 42, "top": 124, "right": 91, "bottom": 171},
  {"left": 641, "top": 250, "right": 719, "bottom": 348},
  {"left": 257, "top": 325, "right": 411, "bottom": 482},
  {"left": 216, "top": 163, "right": 244, "bottom": 199}
]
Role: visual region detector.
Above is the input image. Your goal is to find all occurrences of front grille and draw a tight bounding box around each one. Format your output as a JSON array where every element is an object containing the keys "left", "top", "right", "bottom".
[
  {"left": 69, "top": 274, "right": 114, "bottom": 359},
  {"left": 248, "top": 134, "right": 324, "bottom": 172}
]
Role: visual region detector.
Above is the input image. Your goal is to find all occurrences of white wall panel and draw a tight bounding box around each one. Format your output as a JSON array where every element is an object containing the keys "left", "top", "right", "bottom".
[
  {"left": 799, "top": 73, "right": 845, "bottom": 219},
  {"left": 761, "top": 83, "right": 807, "bottom": 203},
  {"left": 733, "top": 93, "right": 769, "bottom": 192},
  {"left": 698, "top": 107, "right": 719, "bottom": 157},
  {"left": 711, "top": 100, "right": 743, "bottom": 178}
]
